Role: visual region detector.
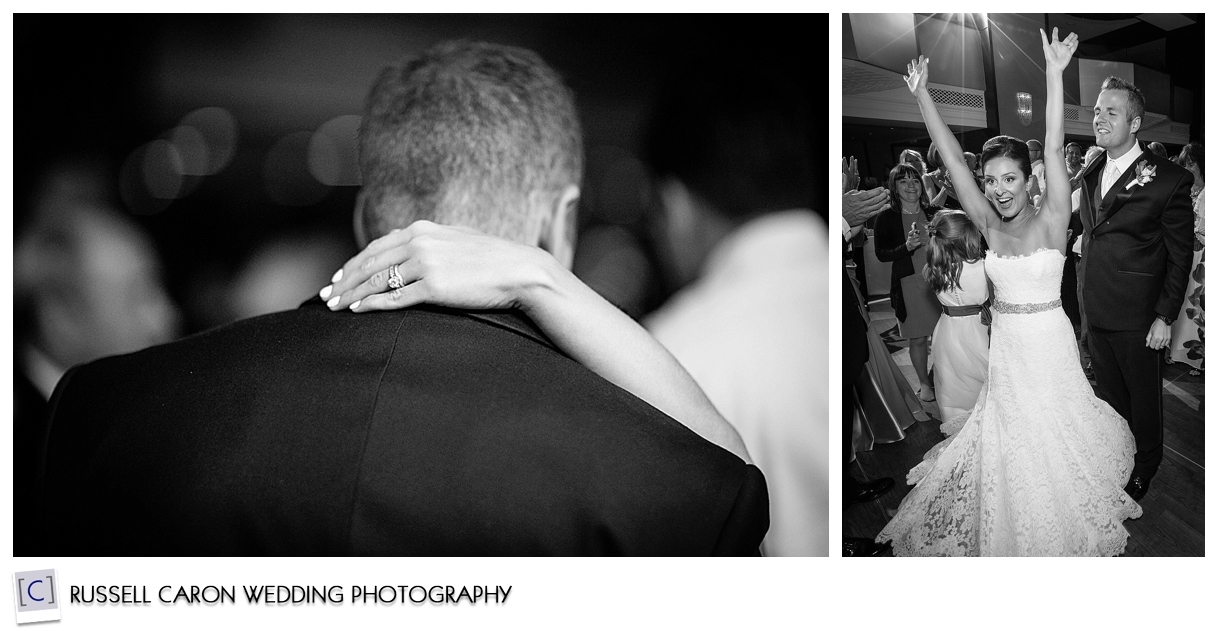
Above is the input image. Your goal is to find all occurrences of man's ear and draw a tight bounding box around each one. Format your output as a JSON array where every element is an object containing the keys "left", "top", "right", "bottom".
[
  {"left": 539, "top": 184, "right": 580, "bottom": 270},
  {"left": 1130, "top": 115, "right": 1142, "bottom": 136},
  {"left": 353, "top": 190, "right": 370, "bottom": 249}
]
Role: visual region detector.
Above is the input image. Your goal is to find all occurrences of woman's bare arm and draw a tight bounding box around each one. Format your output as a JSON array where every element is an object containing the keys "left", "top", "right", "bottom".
[
  {"left": 320, "top": 221, "right": 753, "bottom": 463},
  {"left": 905, "top": 57, "right": 993, "bottom": 231},
  {"left": 1040, "top": 28, "right": 1078, "bottom": 244}
]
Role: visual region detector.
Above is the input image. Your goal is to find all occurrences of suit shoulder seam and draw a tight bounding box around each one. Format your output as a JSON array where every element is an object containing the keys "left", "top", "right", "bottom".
[{"left": 340, "top": 312, "right": 413, "bottom": 554}]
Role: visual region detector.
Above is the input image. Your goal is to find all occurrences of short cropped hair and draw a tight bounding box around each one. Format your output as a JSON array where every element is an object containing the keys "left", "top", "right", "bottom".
[
  {"left": 1100, "top": 76, "right": 1146, "bottom": 127},
  {"left": 358, "top": 41, "right": 583, "bottom": 243}
]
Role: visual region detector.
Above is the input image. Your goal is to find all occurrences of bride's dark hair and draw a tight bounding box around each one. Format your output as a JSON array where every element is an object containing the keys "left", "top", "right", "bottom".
[
  {"left": 979, "top": 135, "right": 1033, "bottom": 179},
  {"left": 923, "top": 209, "right": 985, "bottom": 294}
]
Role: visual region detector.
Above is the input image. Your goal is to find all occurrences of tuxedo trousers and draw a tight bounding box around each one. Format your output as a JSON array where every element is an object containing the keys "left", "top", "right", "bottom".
[{"left": 1087, "top": 325, "right": 1164, "bottom": 476}]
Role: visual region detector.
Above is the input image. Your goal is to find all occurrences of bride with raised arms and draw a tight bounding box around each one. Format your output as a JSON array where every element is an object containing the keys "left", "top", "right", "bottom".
[{"left": 875, "top": 28, "right": 1142, "bottom": 555}]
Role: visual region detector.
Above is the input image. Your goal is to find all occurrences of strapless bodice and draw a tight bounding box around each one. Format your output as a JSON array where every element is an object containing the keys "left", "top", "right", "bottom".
[{"left": 985, "top": 248, "right": 1065, "bottom": 306}]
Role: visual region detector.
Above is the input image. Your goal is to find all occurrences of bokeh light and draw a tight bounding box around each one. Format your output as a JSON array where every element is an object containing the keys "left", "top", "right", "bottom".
[
  {"left": 264, "top": 131, "right": 332, "bottom": 206},
  {"left": 574, "top": 225, "right": 654, "bottom": 317},
  {"left": 169, "top": 125, "right": 210, "bottom": 176},
  {"left": 308, "top": 114, "right": 362, "bottom": 187},
  {"left": 143, "top": 139, "right": 185, "bottom": 199},
  {"left": 178, "top": 107, "right": 240, "bottom": 175},
  {"left": 119, "top": 142, "right": 175, "bottom": 215}
]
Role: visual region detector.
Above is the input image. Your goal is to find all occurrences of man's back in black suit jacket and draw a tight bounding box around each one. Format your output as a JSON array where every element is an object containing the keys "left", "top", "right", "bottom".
[{"left": 38, "top": 301, "right": 768, "bottom": 555}]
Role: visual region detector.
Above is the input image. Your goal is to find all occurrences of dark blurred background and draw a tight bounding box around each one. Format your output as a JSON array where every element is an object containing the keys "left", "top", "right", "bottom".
[{"left": 16, "top": 14, "right": 821, "bottom": 336}]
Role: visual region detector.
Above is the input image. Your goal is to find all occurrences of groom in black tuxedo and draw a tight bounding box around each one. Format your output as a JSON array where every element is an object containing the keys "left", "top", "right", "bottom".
[{"left": 1076, "top": 76, "right": 1194, "bottom": 501}]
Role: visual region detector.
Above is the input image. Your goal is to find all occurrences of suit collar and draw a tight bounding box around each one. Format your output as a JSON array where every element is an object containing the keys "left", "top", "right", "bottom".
[
  {"left": 1105, "top": 141, "right": 1143, "bottom": 177},
  {"left": 297, "top": 297, "right": 558, "bottom": 351},
  {"left": 460, "top": 309, "right": 557, "bottom": 350},
  {"left": 1094, "top": 144, "right": 1158, "bottom": 226},
  {"left": 1080, "top": 149, "right": 1106, "bottom": 181}
]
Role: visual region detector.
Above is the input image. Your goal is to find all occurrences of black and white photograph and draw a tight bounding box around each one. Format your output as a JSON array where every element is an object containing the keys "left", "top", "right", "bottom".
[
  {"left": 841, "top": 13, "right": 1204, "bottom": 556},
  {"left": 13, "top": 14, "right": 826, "bottom": 560}
]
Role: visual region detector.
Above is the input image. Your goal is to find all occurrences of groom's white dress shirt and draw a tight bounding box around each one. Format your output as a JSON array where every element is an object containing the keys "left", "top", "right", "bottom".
[{"left": 1101, "top": 142, "right": 1144, "bottom": 199}]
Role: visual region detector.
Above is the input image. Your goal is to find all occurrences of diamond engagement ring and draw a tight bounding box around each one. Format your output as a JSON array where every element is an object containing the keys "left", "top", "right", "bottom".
[{"left": 387, "top": 263, "right": 405, "bottom": 290}]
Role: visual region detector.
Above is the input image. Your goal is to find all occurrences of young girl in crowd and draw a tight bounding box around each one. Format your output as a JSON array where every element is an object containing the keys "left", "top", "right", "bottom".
[{"left": 922, "top": 209, "right": 990, "bottom": 435}]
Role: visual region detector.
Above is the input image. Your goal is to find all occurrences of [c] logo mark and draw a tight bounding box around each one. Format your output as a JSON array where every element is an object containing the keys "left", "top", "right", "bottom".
[{"left": 12, "top": 569, "right": 61, "bottom": 624}]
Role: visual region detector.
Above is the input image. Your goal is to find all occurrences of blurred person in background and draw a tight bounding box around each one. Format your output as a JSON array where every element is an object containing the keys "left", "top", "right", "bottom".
[
  {"left": 226, "top": 231, "right": 352, "bottom": 322},
  {"left": 1147, "top": 141, "right": 1169, "bottom": 159},
  {"left": 1167, "top": 141, "right": 1205, "bottom": 375},
  {"left": 875, "top": 163, "right": 942, "bottom": 404},
  {"left": 846, "top": 164, "right": 878, "bottom": 303},
  {"left": 1027, "top": 139, "right": 1046, "bottom": 206},
  {"left": 964, "top": 150, "right": 983, "bottom": 187},
  {"left": 842, "top": 171, "right": 896, "bottom": 556},
  {"left": 843, "top": 155, "right": 923, "bottom": 467},
  {"left": 637, "top": 53, "right": 825, "bottom": 556},
  {"left": 14, "top": 161, "right": 181, "bottom": 554},
  {"left": 1065, "top": 141, "right": 1085, "bottom": 178},
  {"left": 926, "top": 142, "right": 961, "bottom": 210}
]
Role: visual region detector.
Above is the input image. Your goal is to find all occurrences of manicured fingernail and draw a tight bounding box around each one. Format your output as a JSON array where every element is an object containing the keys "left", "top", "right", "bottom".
[
  {"left": 327, "top": 296, "right": 341, "bottom": 309},
  {"left": 319, "top": 285, "right": 332, "bottom": 300},
  {"left": 331, "top": 269, "right": 343, "bottom": 283},
  {"left": 350, "top": 300, "right": 361, "bottom": 311}
]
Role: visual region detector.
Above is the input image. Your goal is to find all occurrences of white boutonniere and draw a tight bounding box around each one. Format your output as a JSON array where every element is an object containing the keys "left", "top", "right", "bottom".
[{"left": 1125, "top": 160, "right": 1157, "bottom": 190}]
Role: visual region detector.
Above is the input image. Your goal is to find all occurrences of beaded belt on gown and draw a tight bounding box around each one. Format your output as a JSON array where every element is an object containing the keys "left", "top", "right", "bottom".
[{"left": 991, "top": 298, "right": 1061, "bottom": 314}]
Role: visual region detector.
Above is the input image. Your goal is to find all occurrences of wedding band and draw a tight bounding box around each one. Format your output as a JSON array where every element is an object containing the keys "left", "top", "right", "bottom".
[{"left": 387, "top": 264, "right": 405, "bottom": 290}]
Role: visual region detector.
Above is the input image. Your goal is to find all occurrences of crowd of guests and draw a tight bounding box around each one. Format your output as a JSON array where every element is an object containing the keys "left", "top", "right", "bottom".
[{"left": 843, "top": 137, "right": 1204, "bottom": 555}]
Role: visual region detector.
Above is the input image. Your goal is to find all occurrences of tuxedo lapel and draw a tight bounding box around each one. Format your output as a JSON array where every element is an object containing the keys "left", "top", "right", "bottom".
[
  {"left": 1079, "top": 155, "right": 1105, "bottom": 230},
  {"left": 1095, "top": 158, "right": 1145, "bottom": 226}
]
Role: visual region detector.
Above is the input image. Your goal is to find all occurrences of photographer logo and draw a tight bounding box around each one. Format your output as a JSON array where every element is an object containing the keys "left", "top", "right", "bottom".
[{"left": 12, "top": 569, "right": 60, "bottom": 624}]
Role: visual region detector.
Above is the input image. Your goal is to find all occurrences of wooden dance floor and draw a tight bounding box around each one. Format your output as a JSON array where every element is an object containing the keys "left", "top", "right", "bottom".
[{"left": 845, "top": 296, "right": 1205, "bottom": 557}]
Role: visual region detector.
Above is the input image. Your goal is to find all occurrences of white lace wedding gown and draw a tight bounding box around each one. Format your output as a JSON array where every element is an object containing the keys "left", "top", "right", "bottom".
[{"left": 877, "top": 248, "right": 1143, "bottom": 556}]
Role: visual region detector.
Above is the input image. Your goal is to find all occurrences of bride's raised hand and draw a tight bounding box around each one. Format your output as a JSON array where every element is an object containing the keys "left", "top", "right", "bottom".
[
  {"left": 904, "top": 55, "right": 929, "bottom": 95},
  {"left": 319, "top": 220, "right": 554, "bottom": 313},
  {"left": 1041, "top": 27, "right": 1078, "bottom": 73}
]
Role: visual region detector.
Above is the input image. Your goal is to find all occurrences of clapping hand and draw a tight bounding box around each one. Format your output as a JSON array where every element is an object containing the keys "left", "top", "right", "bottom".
[
  {"left": 905, "top": 222, "right": 924, "bottom": 251},
  {"left": 843, "top": 156, "right": 861, "bottom": 192},
  {"left": 844, "top": 187, "right": 890, "bottom": 227},
  {"left": 1041, "top": 27, "right": 1078, "bottom": 73},
  {"left": 904, "top": 56, "right": 929, "bottom": 95}
]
